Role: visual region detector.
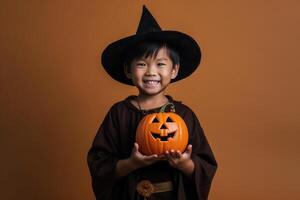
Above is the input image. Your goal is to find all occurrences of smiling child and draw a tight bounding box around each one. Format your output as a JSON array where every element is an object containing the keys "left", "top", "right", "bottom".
[{"left": 87, "top": 6, "right": 217, "bottom": 200}]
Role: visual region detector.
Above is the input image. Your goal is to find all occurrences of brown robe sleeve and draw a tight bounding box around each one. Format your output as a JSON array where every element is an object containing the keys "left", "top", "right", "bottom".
[
  {"left": 177, "top": 104, "right": 218, "bottom": 200},
  {"left": 87, "top": 104, "right": 126, "bottom": 200}
]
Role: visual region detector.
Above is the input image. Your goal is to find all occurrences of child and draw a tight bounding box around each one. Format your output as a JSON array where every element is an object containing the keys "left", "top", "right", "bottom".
[{"left": 87, "top": 6, "right": 217, "bottom": 200}]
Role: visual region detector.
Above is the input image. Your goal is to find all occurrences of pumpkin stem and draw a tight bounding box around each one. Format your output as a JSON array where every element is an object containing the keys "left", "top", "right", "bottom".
[{"left": 159, "top": 102, "right": 175, "bottom": 113}]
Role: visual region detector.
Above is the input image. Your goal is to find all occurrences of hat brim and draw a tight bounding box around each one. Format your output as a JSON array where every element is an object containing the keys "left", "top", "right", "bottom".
[{"left": 101, "top": 31, "right": 201, "bottom": 85}]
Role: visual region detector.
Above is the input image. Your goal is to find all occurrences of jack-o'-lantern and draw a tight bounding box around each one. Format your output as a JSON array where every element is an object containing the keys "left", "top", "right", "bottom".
[{"left": 136, "top": 103, "right": 188, "bottom": 155}]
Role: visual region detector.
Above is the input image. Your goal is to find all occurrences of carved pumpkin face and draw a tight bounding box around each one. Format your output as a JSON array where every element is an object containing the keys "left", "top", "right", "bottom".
[{"left": 136, "top": 112, "right": 188, "bottom": 155}]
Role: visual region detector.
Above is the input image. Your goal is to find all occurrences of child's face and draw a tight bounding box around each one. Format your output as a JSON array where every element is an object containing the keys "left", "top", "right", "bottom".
[{"left": 126, "top": 47, "right": 179, "bottom": 96}]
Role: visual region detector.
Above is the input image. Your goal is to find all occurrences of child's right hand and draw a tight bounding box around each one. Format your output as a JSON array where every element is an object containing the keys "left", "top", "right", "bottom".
[
  {"left": 129, "top": 143, "right": 162, "bottom": 169},
  {"left": 116, "top": 143, "right": 162, "bottom": 178}
]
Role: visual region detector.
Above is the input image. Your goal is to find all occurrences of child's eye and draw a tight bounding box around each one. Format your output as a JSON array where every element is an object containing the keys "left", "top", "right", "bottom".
[
  {"left": 157, "top": 63, "right": 166, "bottom": 66},
  {"left": 136, "top": 62, "right": 146, "bottom": 67}
]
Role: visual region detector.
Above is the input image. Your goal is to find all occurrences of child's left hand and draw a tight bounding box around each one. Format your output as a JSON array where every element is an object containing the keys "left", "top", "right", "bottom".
[{"left": 163, "top": 144, "right": 195, "bottom": 176}]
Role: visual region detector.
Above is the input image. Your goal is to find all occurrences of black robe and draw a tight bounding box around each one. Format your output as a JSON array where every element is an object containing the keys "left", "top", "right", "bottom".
[{"left": 87, "top": 96, "right": 218, "bottom": 200}]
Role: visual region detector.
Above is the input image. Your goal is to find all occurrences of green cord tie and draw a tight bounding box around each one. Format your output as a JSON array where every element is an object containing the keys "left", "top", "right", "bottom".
[{"left": 159, "top": 102, "right": 175, "bottom": 113}]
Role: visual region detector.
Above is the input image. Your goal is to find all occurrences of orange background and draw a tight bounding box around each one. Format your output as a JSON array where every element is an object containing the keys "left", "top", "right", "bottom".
[{"left": 1, "top": 0, "right": 299, "bottom": 199}]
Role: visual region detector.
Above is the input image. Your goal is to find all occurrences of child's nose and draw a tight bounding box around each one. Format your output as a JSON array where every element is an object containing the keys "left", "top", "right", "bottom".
[{"left": 145, "top": 65, "right": 157, "bottom": 75}]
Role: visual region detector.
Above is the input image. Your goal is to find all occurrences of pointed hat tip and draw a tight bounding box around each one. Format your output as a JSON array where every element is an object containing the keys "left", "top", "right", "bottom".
[
  {"left": 136, "top": 4, "right": 161, "bottom": 34},
  {"left": 142, "top": 5, "right": 149, "bottom": 12}
]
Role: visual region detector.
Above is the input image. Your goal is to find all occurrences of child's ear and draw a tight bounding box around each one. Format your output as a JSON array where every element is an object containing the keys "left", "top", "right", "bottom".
[
  {"left": 171, "top": 64, "right": 179, "bottom": 79},
  {"left": 124, "top": 65, "right": 132, "bottom": 79}
]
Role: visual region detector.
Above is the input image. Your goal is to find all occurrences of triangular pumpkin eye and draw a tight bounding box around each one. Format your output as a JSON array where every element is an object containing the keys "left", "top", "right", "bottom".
[
  {"left": 152, "top": 117, "right": 159, "bottom": 123},
  {"left": 166, "top": 117, "right": 173, "bottom": 122}
]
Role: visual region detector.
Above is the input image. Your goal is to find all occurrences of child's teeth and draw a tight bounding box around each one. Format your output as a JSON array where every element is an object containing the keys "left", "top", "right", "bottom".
[{"left": 145, "top": 80, "right": 158, "bottom": 84}]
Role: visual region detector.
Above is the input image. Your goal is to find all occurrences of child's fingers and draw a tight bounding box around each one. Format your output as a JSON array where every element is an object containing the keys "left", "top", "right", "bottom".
[
  {"left": 166, "top": 154, "right": 177, "bottom": 166},
  {"left": 165, "top": 151, "right": 172, "bottom": 160},
  {"left": 143, "top": 154, "right": 159, "bottom": 164},
  {"left": 144, "top": 154, "right": 158, "bottom": 160},
  {"left": 132, "top": 143, "right": 139, "bottom": 153},
  {"left": 165, "top": 151, "right": 177, "bottom": 166},
  {"left": 158, "top": 154, "right": 167, "bottom": 160},
  {"left": 185, "top": 144, "right": 192, "bottom": 155},
  {"left": 170, "top": 149, "right": 181, "bottom": 159},
  {"left": 175, "top": 150, "right": 181, "bottom": 158}
]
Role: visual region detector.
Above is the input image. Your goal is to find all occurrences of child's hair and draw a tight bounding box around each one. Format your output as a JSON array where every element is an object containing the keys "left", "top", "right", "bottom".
[{"left": 124, "top": 39, "right": 180, "bottom": 73}]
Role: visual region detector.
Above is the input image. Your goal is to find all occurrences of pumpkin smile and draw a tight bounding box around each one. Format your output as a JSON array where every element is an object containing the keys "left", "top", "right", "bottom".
[{"left": 151, "top": 131, "right": 176, "bottom": 141}]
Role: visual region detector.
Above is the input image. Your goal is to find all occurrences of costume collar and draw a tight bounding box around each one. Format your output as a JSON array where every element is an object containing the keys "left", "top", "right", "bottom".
[{"left": 124, "top": 95, "right": 175, "bottom": 114}]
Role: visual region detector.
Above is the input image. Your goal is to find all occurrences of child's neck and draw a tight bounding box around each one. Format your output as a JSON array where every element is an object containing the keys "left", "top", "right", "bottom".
[{"left": 135, "top": 93, "right": 169, "bottom": 110}]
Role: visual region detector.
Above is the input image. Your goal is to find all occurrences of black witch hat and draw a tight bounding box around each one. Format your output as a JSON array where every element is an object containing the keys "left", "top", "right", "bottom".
[{"left": 101, "top": 5, "right": 201, "bottom": 85}]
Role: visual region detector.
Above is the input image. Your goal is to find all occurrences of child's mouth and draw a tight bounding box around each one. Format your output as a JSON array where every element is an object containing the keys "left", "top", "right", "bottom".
[{"left": 143, "top": 80, "right": 160, "bottom": 87}]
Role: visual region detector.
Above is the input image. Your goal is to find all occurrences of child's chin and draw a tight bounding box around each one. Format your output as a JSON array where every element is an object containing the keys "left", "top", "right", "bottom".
[{"left": 141, "top": 89, "right": 162, "bottom": 96}]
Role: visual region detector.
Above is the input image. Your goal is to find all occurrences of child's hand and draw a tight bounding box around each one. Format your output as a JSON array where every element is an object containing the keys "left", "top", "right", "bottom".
[
  {"left": 129, "top": 143, "right": 162, "bottom": 169},
  {"left": 164, "top": 145, "right": 195, "bottom": 176}
]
